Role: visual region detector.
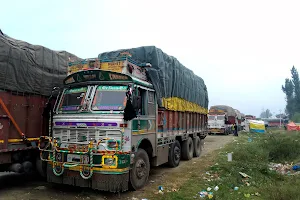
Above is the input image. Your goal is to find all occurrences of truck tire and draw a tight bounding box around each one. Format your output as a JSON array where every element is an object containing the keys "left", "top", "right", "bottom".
[
  {"left": 168, "top": 140, "right": 181, "bottom": 168},
  {"left": 193, "top": 136, "right": 201, "bottom": 157},
  {"left": 22, "top": 161, "right": 33, "bottom": 174},
  {"left": 225, "top": 129, "right": 229, "bottom": 135},
  {"left": 200, "top": 139, "right": 204, "bottom": 156},
  {"left": 182, "top": 137, "right": 194, "bottom": 160},
  {"left": 36, "top": 157, "right": 47, "bottom": 178},
  {"left": 129, "top": 148, "right": 150, "bottom": 190}
]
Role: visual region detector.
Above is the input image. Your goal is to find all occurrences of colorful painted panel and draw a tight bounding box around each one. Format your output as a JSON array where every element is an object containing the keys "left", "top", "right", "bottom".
[{"left": 156, "top": 109, "right": 207, "bottom": 136}]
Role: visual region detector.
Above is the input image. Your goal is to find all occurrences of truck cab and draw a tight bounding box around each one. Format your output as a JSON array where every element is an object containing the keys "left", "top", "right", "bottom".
[
  {"left": 40, "top": 56, "right": 156, "bottom": 191},
  {"left": 207, "top": 112, "right": 230, "bottom": 134},
  {"left": 208, "top": 114, "right": 226, "bottom": 130}
]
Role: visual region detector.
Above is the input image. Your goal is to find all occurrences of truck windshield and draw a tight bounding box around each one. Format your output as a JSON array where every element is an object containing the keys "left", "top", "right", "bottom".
[
  {"left": 58, "top": 87, "right": 87, "bottom": 111},
  {"left": 92, "top": 85, "right": 127, "bottom": 111},
  {"left": 217, "top": 116, "right": 225, "bottom": 120},
  {"left": 208, "top": 116, "right": 215, "bottom": 120}
]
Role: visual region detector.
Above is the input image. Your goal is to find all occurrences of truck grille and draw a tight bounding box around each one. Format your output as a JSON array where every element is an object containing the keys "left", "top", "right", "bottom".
[{"left": 53, "top": 128, "right": 121, "bottom": 144}]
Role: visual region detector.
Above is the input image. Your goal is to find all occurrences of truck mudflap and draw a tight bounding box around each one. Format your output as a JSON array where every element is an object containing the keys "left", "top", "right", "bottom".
[{"left": 38, "top": 136, "right": 129, "bottom": 192}]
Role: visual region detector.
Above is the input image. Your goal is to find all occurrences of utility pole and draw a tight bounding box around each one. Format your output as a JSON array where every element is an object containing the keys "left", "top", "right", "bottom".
[{"left": 279, "top": 109, "right": 282, "bottom": 127}]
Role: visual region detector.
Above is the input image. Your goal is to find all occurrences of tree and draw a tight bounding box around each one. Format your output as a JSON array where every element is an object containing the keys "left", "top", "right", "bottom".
[
  {"left": 260, "top": 109, "right": 272, "bottom": 118},
  {"left": 291, "top": 112, "right": 300, "bottom": 123},
  {"left": 282, "top": 66, "right": 300, "bottom": 117}
]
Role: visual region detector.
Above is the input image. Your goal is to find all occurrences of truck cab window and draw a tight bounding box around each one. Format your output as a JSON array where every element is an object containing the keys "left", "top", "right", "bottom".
[
  {"left": 92, "top": 85, "right": 127, "bottom": 111},
  {"left": 136, "top": 87, "right": 146, "bottom": 115},
  {"left": 148, "top": 91, "right": 155, "bottom": 116},
  {"left": 58, "top": 87, "right": 87, "bottom": 111}
]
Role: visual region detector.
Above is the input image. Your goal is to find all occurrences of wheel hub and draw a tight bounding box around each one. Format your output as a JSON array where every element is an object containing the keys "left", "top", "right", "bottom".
[
  {"left": 174, "top": 146, "right": 180, "bottom": 160},
  {"left": 136, "top": 159, "right": 146, "bottom": 179}
]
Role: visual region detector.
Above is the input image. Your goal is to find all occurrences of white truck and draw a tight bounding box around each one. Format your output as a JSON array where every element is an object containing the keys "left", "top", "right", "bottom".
[
  {"left": 207, "top": 105, "right": 237, "bottom": 135},
  {"left": 207, "top": 114, "right": 230, "bottom": 134}
]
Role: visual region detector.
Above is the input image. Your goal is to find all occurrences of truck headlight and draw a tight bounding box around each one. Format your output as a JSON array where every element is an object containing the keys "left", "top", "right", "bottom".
[
  {"left": 102, "top": 155, "right": 118, "bottom": 168},
  {"left": 104, "top": 158, "right": 114, "bottom": 165}
]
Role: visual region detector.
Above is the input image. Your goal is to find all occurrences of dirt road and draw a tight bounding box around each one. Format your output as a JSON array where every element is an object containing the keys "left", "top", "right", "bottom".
[{"left": 0, "top": 135, "right": 233, "bottom": 200}]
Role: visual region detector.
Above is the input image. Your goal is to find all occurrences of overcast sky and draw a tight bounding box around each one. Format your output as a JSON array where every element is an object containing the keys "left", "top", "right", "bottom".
[{"left": 1, "top": 0, "right": 299, "bottom": 117}]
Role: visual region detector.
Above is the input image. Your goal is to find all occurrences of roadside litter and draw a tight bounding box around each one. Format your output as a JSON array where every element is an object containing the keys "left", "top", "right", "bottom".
[
  {"left": 203, "top": 171, "right": 220, "bottom": 182},
  {"left": 227, "top": 153, "right": 233, "bottom": 162},
  {"left": 269, "top": 163, "right": 300, "bottom": 175},
  {"left": 197, "top": 185, "right": 219, "bottom": 199},
  {"left": 158, "top": 186, "right": 164, "bottom": 194},
  {"left": 154, "top": 185, "right": 178, "bottom": 195},
  {"left": 198, "top": 190, "right": 214, "bottom": 199},
  {"left": 239, "top": 172, "right": 251, "bottom": 186},
  {"left": 292, "top": 164, "right": 300, "bottom": 171}
]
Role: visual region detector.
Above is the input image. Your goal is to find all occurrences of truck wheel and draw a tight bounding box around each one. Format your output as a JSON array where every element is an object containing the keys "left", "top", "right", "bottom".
[
  {"left": 22, "top": 161, "right": 33, "bottom": 174},
  {"left": 168, "top": 140, "right": 181, "bottom": 168},
  {"left": 182, "top": 137, "right": 194, "bottom": 160},
  {"left": 193, "top": 136, "right": 202, "bottom": 157},
  {"left": 129, "top": 149, "right": 150, "bottom": 190}
]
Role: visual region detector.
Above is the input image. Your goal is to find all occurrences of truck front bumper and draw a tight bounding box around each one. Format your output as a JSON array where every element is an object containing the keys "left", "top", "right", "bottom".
[
  {"left": 208, "top": 128, "right": 225, "bottom": 134},
  {"left": 47, "top": 164, "right": 129, "bottom": 192}
]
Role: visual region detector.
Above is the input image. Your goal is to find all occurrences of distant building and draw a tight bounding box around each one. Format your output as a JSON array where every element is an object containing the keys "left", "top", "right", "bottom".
[{"left": 261, "top": 118, "right": 288, "bottom": 127}]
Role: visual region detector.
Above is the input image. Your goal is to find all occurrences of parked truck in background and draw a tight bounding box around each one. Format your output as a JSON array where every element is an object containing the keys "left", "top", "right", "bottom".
[
  {"left": 39, "top": 47, "right": 209, "bottom": 192},
  {"left": 0, "top": 30, "right": 79, "bottom": 175},
  {"left": 240, "top": 113, "right": 246, "bottom": 130},
  {"left": 234, "top": 109, "right": 245, "bottom": 131},
  {"left": 208, "top": 105, "right": 237, "bottom": 135}
]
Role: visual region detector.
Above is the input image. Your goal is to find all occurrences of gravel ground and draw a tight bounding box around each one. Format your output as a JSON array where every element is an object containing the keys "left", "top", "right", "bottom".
[{"left": 0, "top": 135, "right": 234, "bottom": 200}]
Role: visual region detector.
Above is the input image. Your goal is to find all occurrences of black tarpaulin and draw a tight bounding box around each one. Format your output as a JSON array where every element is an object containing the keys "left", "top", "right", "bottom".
[
  {"left": 98, "top": 46, "right": 208, "bottom": 110},
  {"left": 0, "top": 31, "right": 80, "bottom": 96}
]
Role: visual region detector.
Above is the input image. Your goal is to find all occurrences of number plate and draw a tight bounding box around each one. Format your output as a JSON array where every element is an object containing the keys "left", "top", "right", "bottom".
[{"left": 67, "top": 154, "right": 81, "bottom": 162}]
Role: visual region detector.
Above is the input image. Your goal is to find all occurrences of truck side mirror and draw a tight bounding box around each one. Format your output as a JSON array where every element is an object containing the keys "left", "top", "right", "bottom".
[{"left": 132, "top": 96, "right": 141, "bottom": 110}]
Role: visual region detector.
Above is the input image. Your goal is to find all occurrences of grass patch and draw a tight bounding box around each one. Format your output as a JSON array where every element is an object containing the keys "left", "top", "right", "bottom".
[{"left": 162, "top": 130, "right": 300, "bottom": 200}]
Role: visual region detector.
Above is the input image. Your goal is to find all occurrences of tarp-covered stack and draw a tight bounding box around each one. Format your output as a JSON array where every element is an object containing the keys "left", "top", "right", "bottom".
[
  {"left": 249, "top": 120, "right": 266, "bottom": 133},
  {"left": 0, "top": 30, "right": 80, "bottom": 96},
  {"left": 98, "top": 46, "right": 209, "bottom": 114},
  {"left": 234, "top": 109, "right": 242, "bottom": 120},
  {"left": 209, "top": 105, "right": 236, "bottom": 117}
]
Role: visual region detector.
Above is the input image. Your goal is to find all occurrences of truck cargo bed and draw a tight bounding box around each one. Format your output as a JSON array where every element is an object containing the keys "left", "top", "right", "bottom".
[{"left": 0, "top": 90, "right": 49, "bottom": 152}]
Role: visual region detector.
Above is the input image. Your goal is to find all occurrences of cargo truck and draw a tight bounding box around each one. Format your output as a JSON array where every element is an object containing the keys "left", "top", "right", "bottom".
[
  {"left": 207, "top": 105, "right": 237, "bottom": 135},
  {"left": 0, "top": 30, "right": 79, "bottom": 175},
  {"left": 234, "top": 109, "right": 245, "bottom": 131},
  {"left": 39, "top": 47, "right": 209, "bottom": 192}
]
